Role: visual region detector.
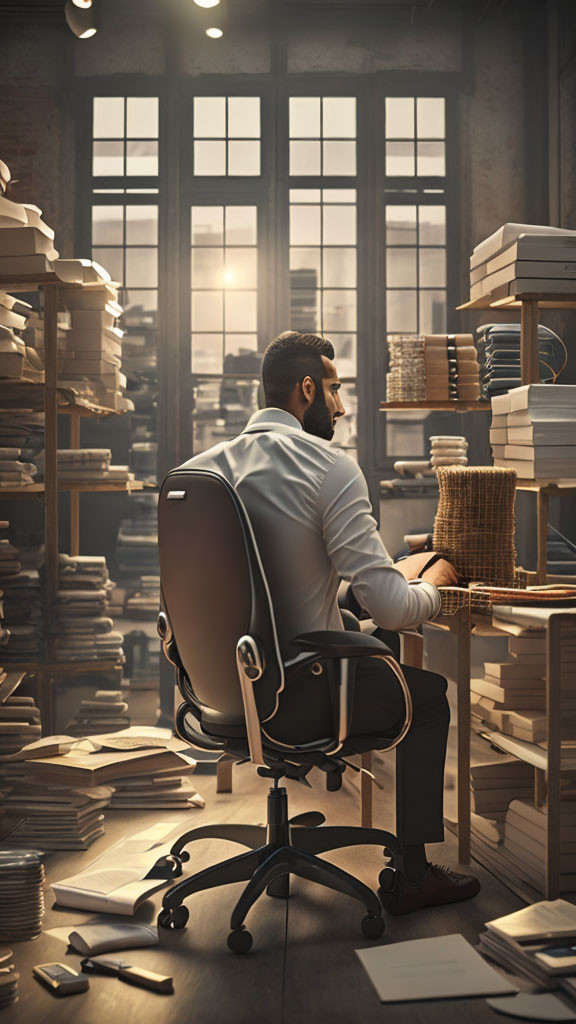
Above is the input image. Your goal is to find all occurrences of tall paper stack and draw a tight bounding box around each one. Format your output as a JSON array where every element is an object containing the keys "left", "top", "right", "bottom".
[
  {"left": 491, "top": 384, "right": 576, "bottom": 479},
  {"left": 0, "top": 190, "right": 58, "bottom": 276},
  {"left": 469, "top": 224, "right": 576, "bottom": 303},
  {"left": 52, "top": 554, "right": 124, "bottom": 663}
]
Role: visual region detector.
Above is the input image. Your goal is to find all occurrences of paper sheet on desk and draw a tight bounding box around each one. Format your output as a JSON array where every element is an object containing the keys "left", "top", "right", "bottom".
[{"left": 356, "top": 934, "right": 517, "bottom": 1003}]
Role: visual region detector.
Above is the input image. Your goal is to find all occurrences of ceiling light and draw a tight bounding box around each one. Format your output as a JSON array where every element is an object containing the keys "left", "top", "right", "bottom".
[
  {"left": 65, "top": 0, "right": 97, "bottom": 37},
  {"left": 206, "top": 26, "right": 223, "bottom": 37},
  {"left": 194, "top": 0, "right": 220, "bottom": 7},
  {"left": 71, "top": 0, "right": 92, "bottom": 8}
]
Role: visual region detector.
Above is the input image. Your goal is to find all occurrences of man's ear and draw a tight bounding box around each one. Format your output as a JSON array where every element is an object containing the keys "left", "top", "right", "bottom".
[{"left": 300, "top": 375, "right": 315, "bottom": 404}]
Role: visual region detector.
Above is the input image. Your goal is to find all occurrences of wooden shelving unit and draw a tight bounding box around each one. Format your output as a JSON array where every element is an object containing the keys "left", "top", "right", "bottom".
[
  {"left": 379, "top": 400, "right": 490, "bottom": 413},
  {"left": 0, "top": 273, "right": 148, "bottom": 730}
]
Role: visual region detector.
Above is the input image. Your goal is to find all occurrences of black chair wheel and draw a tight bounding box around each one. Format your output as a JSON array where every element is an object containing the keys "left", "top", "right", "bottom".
[
  {"left": 361, "top": 914, "right": 385, "bottom": 940},
  {"left": 227, "top": 928, "right": 253, "bottom": 954},
  {"left": 178, "top": 851, "right": 191, "bottom": 863},
  {"left": 158, "top": 905, "right": 189, "bottom": 930}
]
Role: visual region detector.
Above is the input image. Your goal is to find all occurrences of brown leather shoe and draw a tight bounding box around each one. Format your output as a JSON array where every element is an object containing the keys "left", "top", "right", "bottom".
[{"left": 379, "top": 864, "right": 481, "bottom": 916}]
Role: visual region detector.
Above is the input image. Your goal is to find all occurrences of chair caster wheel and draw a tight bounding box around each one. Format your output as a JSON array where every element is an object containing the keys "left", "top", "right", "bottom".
[
  {"left": 378, "top": 867, "right": 396, "bottom": 891},
  {"left": 361, "top": 914, "right": 385, "bottom": 940},
  {"left": 158, "top": 905, "right": 189, "bottom": 930},
  {"left": 179, "top": 851, "right": 190, "bottom": 863},
  {"left": 227, "top": 928, "right": 253, "bottom": 954}
]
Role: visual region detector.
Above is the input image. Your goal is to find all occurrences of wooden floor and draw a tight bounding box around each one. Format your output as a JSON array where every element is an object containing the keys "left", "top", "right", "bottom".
[{"left": 2, "top": 759, "right": 537, "bottom": 1024}]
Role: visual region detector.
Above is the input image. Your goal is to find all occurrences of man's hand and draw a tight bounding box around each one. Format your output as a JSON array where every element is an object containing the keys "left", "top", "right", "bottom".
[{"left": 394, "top": 552, "right": 459, "bottom": 587}]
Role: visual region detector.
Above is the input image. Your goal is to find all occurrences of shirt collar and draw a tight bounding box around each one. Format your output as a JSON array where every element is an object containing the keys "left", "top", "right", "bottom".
[{"left": 242, "top": 408, "right": 303, "bottom": 435}]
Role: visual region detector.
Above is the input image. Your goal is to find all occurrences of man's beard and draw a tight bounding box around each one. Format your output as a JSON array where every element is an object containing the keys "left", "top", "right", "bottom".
[{"left": 302, "top": 381, "right": 334, "bottom": 440}]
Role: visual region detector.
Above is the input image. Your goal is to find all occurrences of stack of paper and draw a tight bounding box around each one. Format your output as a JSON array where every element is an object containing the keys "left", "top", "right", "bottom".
[
  {"left": 470, "top": 757, "right": 533, "bottom": 823},
  {"left": 490, "top": 384, "right": 576, "bottom": 479},
  {"left": 478, "top": 900, "right": 576, "bottom": 991},
  {"left": 109, "top": 771, "right": 204, "bottom": 811},
  {"left": 0, "top": 193, "right": 58, "bottom": 275},
  {"left": 469, "top": 224, "right": 576, "bottom": 303},
  {"left": 0, "top": 410, "right": 44, "bottom": 469},
  {"left": 0, "top": 775, "right": 111, "bottom": 850},
  {"left": 503, "top": 799, "right": 576, "bottom": 895},
  {"left": 386, "top": 335, "right": 426, "bottom": 401},
  {"left": 66, "top": 690, "right": 130, "bottom": 737},
  {"left": 51, "top": 554, "right": 124, "bottom": 663},
  {"left": 61, "top": 281, "right": 133, "bottom": 413},
  {"left": 0, "top": 447, "right": 36, "bottom": 488},
  {"left": 0, "top": 527, "right": 43, "bottom": 662},
  {"left": 0, "top": 670, "right": 41, "bottom": 756},
  {"left": 0, "top": 851, "right": 45, "bottom": 943}
]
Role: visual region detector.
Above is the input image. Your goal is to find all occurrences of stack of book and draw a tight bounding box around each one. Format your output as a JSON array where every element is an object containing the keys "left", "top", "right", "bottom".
[
  {"left": 35, "top": 447, "right": 134, "bottom": 484},
  {"left": 0, "top": 530, "right": 43, "bottom": 663},
  {"left": 469, "top": 223, "right": 576, "bottom": 303},
  {"left": 60, "top": 276, "right": 134, "bottom": 413},
  {"left": 503, "top": 798, "right": 576, "bottom": 894},
  {"left": 0, "top": 410, "right": 44, "bottom": 469},
  {"left": 51, "top": 554, "right": 124, "bottom": 663},
  {"left": 0, "top": 446, "right": 37, "bottom": 488},
  {"left": 478, "top": 899, "right": 576, "bottom": 994},
  {"left": 0, "top": 192, "right": 57, "bottom": 276},
  {"left": 490, "top": 384, "right": 576, "bottom": 479},
  {"left": 477, "top": 323, "right": 564, "bottom": 398},
  {"left": 0, "top": 671, "right": 41, "bottom": 756},
  {"left": 386, "top": 335, "right": 426, "bottom": 401},
  {"left": 66, "top": 690, "right": 130, "bottom": 737},
  {"left": 109, "top": 771, "right": 204, "bottom": 811},
  {"left": 470, "top": 758, "right": 534, "bottom": 829},
  {"left": 0, "top": 773, "right": 111, "bottom": 851},
  {"left": 471, "top": 622, "right": 548, "bottom": 745}
]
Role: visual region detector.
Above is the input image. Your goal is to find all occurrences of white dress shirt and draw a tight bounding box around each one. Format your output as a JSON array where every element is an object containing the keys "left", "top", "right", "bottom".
[{"left": 180, "top": 408, "right": 441, "bottom": 658}]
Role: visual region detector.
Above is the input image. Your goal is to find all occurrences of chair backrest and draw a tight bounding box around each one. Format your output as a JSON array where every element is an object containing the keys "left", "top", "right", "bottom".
[{"left": 158, "top": 468, "right": 285, "bottom": 721}]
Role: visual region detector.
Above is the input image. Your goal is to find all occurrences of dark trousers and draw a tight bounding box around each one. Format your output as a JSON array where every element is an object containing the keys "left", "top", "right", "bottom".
[{"left": 273, "top": 615, "right": 450, "bottom": 846}]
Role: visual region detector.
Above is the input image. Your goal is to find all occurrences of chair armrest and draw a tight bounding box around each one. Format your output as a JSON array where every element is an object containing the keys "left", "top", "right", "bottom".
[{"left": 291, "top": 630, "right": 394, "bottom": 659}]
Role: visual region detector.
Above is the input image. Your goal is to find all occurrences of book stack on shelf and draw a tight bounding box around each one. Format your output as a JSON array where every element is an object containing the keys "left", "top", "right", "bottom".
[
  {"left": 471, "top": 623, "right": 548, "bottom": 744},
  {"left": 386, "top": 333, "right": 480, "bottom": 402},
  {"left": 35, "top": 447, "right": 134, "bottom": 484},
  {"left": 477, "top": 323, "right": 565, "bottom": 398},
  {"left": 0, "top": 291, "right": 45, "bottom": 384},
  {"left": 0, "top": 528, "right": 42, "bottom": 663},
  {"left": 0, "top": 671, "right": 41, "bottom": 757},
  {"left": 469, "top": 223, "right": 576, "bottom": 303},
  {"left": 0, "top": 190, "right": 57, "bottom": 276},
  {"left": 65, "top": 690, "right": 130, "bottom": 737},
  {"left": 470, "top": 759, "right": 534, "bottom": 841},
  {"left": 490, "top": 384, "right": 576, "bottom": 478},
  {"left": 52, "top": 554, "right": 124, "bottom": 663},
  {"left": 0, "top": 410, "right": 43, "bottom": 483}
]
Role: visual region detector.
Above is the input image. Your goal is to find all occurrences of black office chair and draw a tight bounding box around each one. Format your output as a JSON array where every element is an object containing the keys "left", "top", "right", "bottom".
[{"left": 156, "top": 467, "right": 413, "bottom": 953}]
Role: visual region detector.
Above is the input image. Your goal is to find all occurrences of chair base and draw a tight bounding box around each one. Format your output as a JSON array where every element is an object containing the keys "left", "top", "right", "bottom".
[{"left": 158, "top": 783, "right": 401, "bottom": 952}]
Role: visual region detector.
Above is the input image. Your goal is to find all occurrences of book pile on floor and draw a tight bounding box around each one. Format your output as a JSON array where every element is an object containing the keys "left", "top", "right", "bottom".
[
  {"left": 66, "top": 690, "right": 130, "bottom": 737},
  {"left": 429, "top": 435, "right": 468, "bottom": 469},
  {"left": 0, "top": 670, "right": 41, "bottom": 756},
  {"left": 490, "top": 384, "right": 576, "bottom": 479},
  {"left": 503, "top": 797, "right": 576, "bottom": 895},
  {"left": 477, "top": 323, "right": 564, "bottom": 398},
  {"left": 35, "top": 448, "right": 134, "bottom": 484},
  {"left": 469, "top": 223, "right": 576, "bottom": 303},
  {"left": 0, "top": 851, "right": 44, "bottom": 944},
  {"left": 478, "top": 900, "right": 576, "bottom": 997},
  {"left": 0, "top": 773, "right": 111, "bottom": 851},
  {"left": 386, "top": 334, "right": 481, "bottom": 402},
  {"left": 52, "top": 554, "right": 124, "bottom": 663},
  {"left": 0, "top": 948, "right": 18, "bottom": 1011},
  {"left": 109, "top": 771, "right": 204, "bottom": 811}
]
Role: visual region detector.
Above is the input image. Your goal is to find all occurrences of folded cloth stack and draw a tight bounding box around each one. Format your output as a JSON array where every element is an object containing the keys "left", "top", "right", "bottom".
[
  {"left": 0, "top": 447, "right": 37, "bottom": 488},
  {"left": 429, "top": 435, "right": 469, "bottom": 469},
  {"left": 66, "top": 690, "right": 130, "bottom": 737},
  {"left": 52, "top": 555, "right": 124, "bottom": 663},
  {"left": 0, "top": 411, "right": 44, "bottom": 467},
  {"left": 477, "top": 323, "right": 565, "bottom": 398}
]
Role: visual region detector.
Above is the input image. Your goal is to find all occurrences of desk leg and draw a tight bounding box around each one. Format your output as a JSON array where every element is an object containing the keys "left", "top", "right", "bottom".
[
  {"left": 361, "top": 752, "right": 373, "bottom": 828},
  {"left": 456, "top": 604, "right": 471, "bottom": 865},
  {"left": 537, "top": 490, "right": 549, "bottom": 585}
]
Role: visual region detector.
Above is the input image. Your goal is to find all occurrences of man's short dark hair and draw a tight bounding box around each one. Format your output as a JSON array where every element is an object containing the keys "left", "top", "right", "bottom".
[{"left": 262, "top": 331, "right": 335, "bottom": 407}]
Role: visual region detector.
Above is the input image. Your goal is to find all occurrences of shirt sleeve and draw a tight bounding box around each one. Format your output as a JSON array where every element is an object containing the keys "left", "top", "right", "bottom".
[{"left": 318, "top": 453, "right": 441, "bottom": 630}]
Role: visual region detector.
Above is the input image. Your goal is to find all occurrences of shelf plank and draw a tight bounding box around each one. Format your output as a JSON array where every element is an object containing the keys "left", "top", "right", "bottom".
[
  {"left": 0, "top": 480, "right": 150, "bottom": 498},
  {"left": 380, "top": 400, "right": 491, "bottom": 412},
  {"left": 458, "top": 294, "right": 576, "bottom": 311},
  {"left": 0, "top": 381, "right": 124, "bottom": 418},
  {"left": 5, "top": 659, "right": 123, "bottom": 674},
  {"left": 515, "top": 479, "right": 576, "bottom": 493}
]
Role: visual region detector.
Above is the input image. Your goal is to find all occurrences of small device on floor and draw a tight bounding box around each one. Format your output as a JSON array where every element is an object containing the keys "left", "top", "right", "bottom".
[
  {"left": 81, "top": 955, "right": 173, "bottom": 993},
  {"left": 33, "top": 963, "right": 90, "bottom": 996}
]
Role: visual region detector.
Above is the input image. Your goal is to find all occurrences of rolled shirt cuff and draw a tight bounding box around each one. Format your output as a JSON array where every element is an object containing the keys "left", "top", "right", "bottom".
[{"left": 407, "top": 579, "right": 442, "bottom": 621}]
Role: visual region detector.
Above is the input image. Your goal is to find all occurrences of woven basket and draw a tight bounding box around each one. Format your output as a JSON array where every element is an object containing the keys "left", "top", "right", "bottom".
[{"left": 433, "top": 466, "right": 517, "bottom": 588}]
